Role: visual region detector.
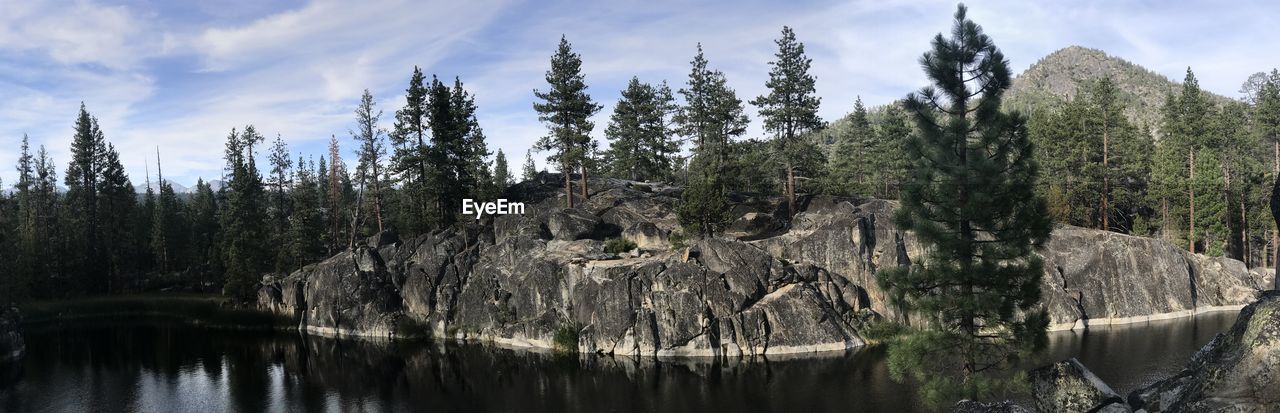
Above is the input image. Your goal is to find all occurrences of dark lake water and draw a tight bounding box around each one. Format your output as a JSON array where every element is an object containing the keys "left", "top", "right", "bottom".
[{"left": 0, "top": 311, "right": 1238, "bottom": 413}]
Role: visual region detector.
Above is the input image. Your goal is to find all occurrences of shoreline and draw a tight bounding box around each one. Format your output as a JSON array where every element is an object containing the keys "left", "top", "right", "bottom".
[{"left": 1046, "top": 304, "right": 1246, "bottom": 332}]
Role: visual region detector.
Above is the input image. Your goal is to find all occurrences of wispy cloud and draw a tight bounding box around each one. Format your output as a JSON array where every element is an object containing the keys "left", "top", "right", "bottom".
[{"left": 1, "top": 0, "right": 1277, "bottom": 187}]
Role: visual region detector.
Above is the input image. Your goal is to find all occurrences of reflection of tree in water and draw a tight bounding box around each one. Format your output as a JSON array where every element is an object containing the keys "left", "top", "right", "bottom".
[{"left": 14, "top": 319, "right": 1229, "bottom": 413}]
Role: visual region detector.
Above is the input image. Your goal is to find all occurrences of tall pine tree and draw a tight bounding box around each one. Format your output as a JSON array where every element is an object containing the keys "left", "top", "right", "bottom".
[
  {"left": 603, "top": 77, "right": 679, "bottom": 181},
  {"left": 752, "top": 26, "right": 823, "bottom": 216},
  {"left": 876, "top": 5, "right": 1052, "bottom": 405},
  {"left": 533, "top": 36, "right": 602, "bottom": 208},
  {"left": 674, "top": 44, "right": 748, "bottom": 236}
]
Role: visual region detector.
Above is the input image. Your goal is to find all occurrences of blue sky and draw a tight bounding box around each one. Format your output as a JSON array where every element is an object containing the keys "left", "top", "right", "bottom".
[{"left": 1, "top": 0, "right": 1276, "bottom": 187}]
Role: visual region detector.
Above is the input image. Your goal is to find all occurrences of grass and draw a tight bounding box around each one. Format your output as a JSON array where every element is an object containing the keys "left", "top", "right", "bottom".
[{"left": 20, "top": 293, "right": 293, "bottom": 330}]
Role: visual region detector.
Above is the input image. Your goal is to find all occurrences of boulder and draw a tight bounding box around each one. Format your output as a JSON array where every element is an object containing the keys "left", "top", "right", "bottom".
[
  {"left": 546, "top": 208, "right": 600, "bottom": 241},
  {"left": 0, "top": 307, "right": 23, "bottom": 365},
  {"left": 258, "top": 176, "right": 1268, "bottom": 358},
  {"left": 1129, "top": 291, "right": 1280, "bottom": 412},
  {"left": 1030, "top": 358, "right": 1128, "bottom": 412},
  {"left": 949, "top": 400, "right": 1033, "bottom": 413},
  {"left": 622, "top": 222, "right": 669, "bottom": 251}
]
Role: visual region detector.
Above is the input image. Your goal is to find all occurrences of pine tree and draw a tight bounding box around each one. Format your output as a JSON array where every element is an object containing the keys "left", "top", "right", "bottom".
[
  {"left": 875, "top": 5, "right": 1052, "bottom": 405},
  {"left": 825, "top": 97, "right": 874, "bottom": 196},
  {"left": 266, "top": 134, "right": 292, "bottom": 269},
  {"left": 287, "top": 156, "right": 326, "bottom": 270},
  {"left": 522, "top": 149, "right": 538, "bottom": 182},
  {"left": 188, "top": 179, "right": 221, "bottom": 291},
  {"left": 221, "top": 126, "right": 269, "bottom": 301},
  {"left": 326, "top": 136, "right": 353, "bottom": 252},
  {"left": 752, "top": 26, "right": 823, "bottom": 216},
  {"left": 452, "top": 78, "right": 494, "bottom": 202},
  {"left": 1154, "top": 69, "right": 1215, "bottom": 251},
  {"left": 151, "top": 150, "right": 180, "bottom": 273},
  {"left": 12, "top": 135, "right": 36, "bottom": 300},
  {"left": 533, "top": 35, "right": 602, "bottom": 208},
  {"left": 352, "top": 89, "right": 388, "bottom": 237},
  {"left": 493, "top": 149, "right": 512, "bottom": 189},
  {"left": 98, "top": 143, "right": 134, "bottom": 292},
  {"left": 63, "top": 103, "right": 106, "bottom": 293},
  {"left": 30, "top": 146, "right": 59, "bottom": 296},
  {"left": 674, "top": 44, "right": 748, "bottom": 236},
  {"left": 389, "top": 66, "right": 432, "bottom": 236},
  {"left": 603, "top": 77, "right": 679, "bottom": 181},
  {"left": 872, "top": 104, "right": 914, "bottom": 198}
]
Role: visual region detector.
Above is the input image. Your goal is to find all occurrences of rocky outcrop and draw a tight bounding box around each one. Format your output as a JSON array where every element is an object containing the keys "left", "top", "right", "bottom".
[
  {"left": 1030, "top": 358, "right": 1129, "bottom": 412},
  {"left": 258, "top": 175, "right": 1269, "bottom": 356},
  {"left": 0, "top": 307, "right": 24, "bottom": 365},
  {"left": 949, "top": 400, "right": 1033, "bottom": 413},
  {"left": 1129, "top": 291, "right": 1280, "bottom": 413}
]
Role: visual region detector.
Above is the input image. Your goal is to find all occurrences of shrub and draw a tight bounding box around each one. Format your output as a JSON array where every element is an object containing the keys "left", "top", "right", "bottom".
[
  {"left": 552, "top": 323, "right": 580, "bottom": 353},
  {"left": 604, "top": 237, "right": 637, "bottom": 254}
]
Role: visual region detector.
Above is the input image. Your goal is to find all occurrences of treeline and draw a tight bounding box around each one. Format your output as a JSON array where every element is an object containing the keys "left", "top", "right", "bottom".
[
  {"left": 2, "top": 26, "right": 1279, "bottom": 303},
  {"left": 0, "top": 73, "right": 506, "bottom": 301},
  {"left": 1031, "top": 70, "right": 1280, "bottom": 266}
]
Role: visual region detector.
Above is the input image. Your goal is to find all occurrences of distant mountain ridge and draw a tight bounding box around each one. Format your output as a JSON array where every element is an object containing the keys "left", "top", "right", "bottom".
[
  {"left": 1004, "top": 45, "right": 1235, "bottom": 133},
  {"left": 138, "top": 179, "right": 224, "bottom": 194}
]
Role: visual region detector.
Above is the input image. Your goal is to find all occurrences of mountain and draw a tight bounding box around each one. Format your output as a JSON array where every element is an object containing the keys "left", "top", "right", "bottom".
[
  {"left": 137, "top": 178, "right": 224, "bottom": 194},
  {"left": 1004, "top": 45, "right": 1235, "bottom": 134}
]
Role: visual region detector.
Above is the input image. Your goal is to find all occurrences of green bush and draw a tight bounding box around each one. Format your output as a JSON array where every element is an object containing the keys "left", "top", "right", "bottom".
[
  {"left": 604, "top": 237, "right": 637, "bottom": 254},
  {"left": 861, "top": 320, "right": 908, "bottom": 343},
  {"left": 552, "top": 323, "right": 580, "bottom": 353},
  {"left": 669, "top": 231, "right": 689, "bottom": 249}
]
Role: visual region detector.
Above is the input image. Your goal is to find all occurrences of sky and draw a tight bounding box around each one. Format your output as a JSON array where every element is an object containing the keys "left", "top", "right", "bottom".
[{"left": 0, "top": 0, "right": 1277, "bottom": 188}]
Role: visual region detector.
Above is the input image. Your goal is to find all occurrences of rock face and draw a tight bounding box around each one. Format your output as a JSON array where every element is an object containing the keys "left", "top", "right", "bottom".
[
  {"left": 1030, "top": 358, "right": 1129, "bottom": 413},
  {"left": 1129, "top": 291, "right": 1280, "bottom": 413},
  {"left": 949, "top": 400, "right": 1033, "bottom": 413},
  {"left": 0, "top": 307, "right": 24, "bottom": 365},
  {"left": 258, "top": 175, "right": 1269, "bottom": 356}
]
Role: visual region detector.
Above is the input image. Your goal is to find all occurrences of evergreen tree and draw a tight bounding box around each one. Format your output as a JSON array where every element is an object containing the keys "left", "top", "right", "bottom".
[
  {"left": 266, "top": 134, "right": 292, "bottom": 269},
  {"left": 603, "top": 77, "right": 679, "bottom": 181},
  {"left": 352, "top": 89, "right": 388, "bottom": 237},
  {"left": 31, "top": 146, "right": 60, "bottom": 296},
  {"left": 876, "top": 5, "right": 1052, "bottom": 405},
  {"left": 522, "top": 149, "right": 538, "bottom": 182},
  {"left": 151, "top": 151, "right": 180, "bottom": 273},
  {"left": 752, "top": 26, "right": 824, "bottom": 216},
  {"left": 533, "top": 35, "right": 602, "bottom": 208},
  {"left": 98, "top": 144, "right": 135, "bottom": 292},
  {"left": 871, "top": 104, "right": 914, "bottom": 198},
  {"left": 220, "top": 126, "right": 269, "bottom": 301},
  {"left": 826, "top": 97, "right": 874, "bottom": 196},
  {"left": 287, "top": 156, "right": 326, "bottom": 270},
  {"left": 674, "top": 44, "right": 748, "bottom": 236},
  {"left": 493, "top": 149, "right": 512, "bottom": 189},
  {"left": 326, "top": 135, "right": 354, "bottom": 251},
  {"left": 63, "top": 103, "right": 106, "bottom": 293},
  {"left": 12, "top": 135, "right": 36, "bottom": 300},
  {"left": 452, "top": 78, "right": 494, "bottom": 202},
  {"left": 389, "top": 66, "right": 432, "bottom": 236},
  {"left": 188, "top": 179, "right": 221, "bottom": 292},
  {"left": 1154, "top": 69, "right": 1215, "bottom": 251}
]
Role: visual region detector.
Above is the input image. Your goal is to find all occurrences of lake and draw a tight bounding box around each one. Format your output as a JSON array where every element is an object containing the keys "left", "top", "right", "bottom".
[{"left": 0, "top": 311, "right": 1238, "bottom": 412}]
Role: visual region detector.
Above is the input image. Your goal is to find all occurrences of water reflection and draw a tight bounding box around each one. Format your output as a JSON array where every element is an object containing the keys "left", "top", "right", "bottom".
[{"left": 0, "top": 311, "right": 1239, "bottom": 413}]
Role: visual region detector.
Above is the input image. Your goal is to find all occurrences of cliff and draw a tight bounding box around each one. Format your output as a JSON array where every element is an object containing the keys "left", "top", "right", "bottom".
[{"left": 258, "top": 175, "right": 1271, "bottom": 356}]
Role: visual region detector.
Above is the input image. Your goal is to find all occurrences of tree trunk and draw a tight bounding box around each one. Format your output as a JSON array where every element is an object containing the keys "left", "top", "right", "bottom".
[
  {"left": 1102, "top": 110, "right": 1109, "bottom": 231},
  {"left": 786, "top": 163, "right": 796, "bottom": 217},
  {"left": 564, "top": 165, "right": 574, "bottom": 208},
  {"left": 1189, "top": 148, "right": 1195, "bottom": 254},
  {"left": 580, "top": 164, "right": 589, "bottom": 201},
  {"left": 1242, "top": 196, "right": 1249, "bottom": 267}
]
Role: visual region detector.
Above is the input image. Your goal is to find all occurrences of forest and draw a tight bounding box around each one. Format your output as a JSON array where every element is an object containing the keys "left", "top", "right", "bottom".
[{"left": 1, "top": 25, "right": 1279, "bottom": 307}]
